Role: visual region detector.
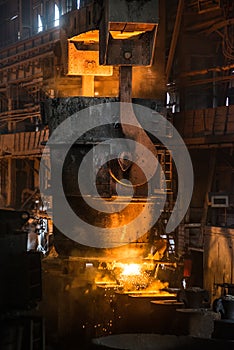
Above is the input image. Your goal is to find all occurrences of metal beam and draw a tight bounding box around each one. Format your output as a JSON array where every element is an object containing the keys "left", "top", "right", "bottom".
[
  {"left": 165, "top": 0, "right": 184, "bottom": 82},
  {"left": 205, "top": 18, "right": 234, "bottom": 36},
  {"left": 180, "top": 63, "right": 234, "bottom": 77},
  {"left": 178, "top": 73, "right": 234, "bottom": 86}
]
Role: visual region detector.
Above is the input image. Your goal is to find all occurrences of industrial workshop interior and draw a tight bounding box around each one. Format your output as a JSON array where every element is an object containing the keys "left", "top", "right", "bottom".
[{"left": 1, "top": 0, "right": 234, "bottom": 349}]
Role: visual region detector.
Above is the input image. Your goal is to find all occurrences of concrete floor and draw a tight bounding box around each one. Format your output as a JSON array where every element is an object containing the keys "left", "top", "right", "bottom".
[{"left": 45, "top": 334, "right": 234, "bottom": 350}]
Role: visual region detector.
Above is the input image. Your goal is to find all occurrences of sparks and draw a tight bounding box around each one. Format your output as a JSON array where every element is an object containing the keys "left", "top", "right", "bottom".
[{"left": 121, "top": 263, "right": 141, "bottom": 276}]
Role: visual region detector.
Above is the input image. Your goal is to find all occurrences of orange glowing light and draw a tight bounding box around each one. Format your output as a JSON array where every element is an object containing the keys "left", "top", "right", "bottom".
[
  {"left": 70, "top": 30, "right": 99, "bottom": 43},
  {"left": 121, "top": 263, "right": 141, "bottom": 276},
  {"left": 67, "top": 45, "right": 113, "bottom": 76},
  {"left": 109, "top": 30, "right": 145, "bottom": 40}
]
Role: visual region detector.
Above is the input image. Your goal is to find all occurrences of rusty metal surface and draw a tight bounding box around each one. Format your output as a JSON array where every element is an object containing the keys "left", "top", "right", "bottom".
[
  {"left": 68, "top": 44, "right": 113, "bottom": 76},
  {"left": 118, "top": 66, "right": 158, "bottom": 187},
  {"left": 108, "top": 0, "right": 158, "bottom": 24},
  {"left": 100, "top": 29, "right": 157, "bottom": 66},
  {"left": 0, "top": 130, "right": 49, "bottom": 158},
  {"left": 98, "top": 0, "right": 158, "bottom": 65},
  {"left": 60, "top": 4, "right": 98, "bottom": 38},
  {"left": 60, "top": 1, "right": 158, "bottom": 67},
  {"left": 42, "top": 97, "right": 164, "bottom": 257},
  {"left": 42, "top": 97, "right": 163, "bottom": 136}
]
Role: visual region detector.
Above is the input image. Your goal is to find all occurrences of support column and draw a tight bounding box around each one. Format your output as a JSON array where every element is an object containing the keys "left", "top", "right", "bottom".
[
  {"left": 82, "top": 75, "right": 94, "bottom": 97},
  {"left": 6, "top": 159, "right": 12, "bottom": 207},
  {"left": 201, "top": 149, "right": 217, "bottom": 226},
  {"left": 119, "top": 66, "right": 132, "bottom": 103},
  {"left": 7, "top": 86, "right": 16, "bottom": 132}
]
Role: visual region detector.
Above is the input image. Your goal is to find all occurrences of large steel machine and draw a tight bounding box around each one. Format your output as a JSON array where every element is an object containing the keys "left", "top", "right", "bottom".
[
  {"left": 42, "top": 0, "right": 176, "bottom": 261},
  {"left": 40, "top": 0, "right": 184, "bottom": 297},
  {"left": 38, "top": 1, "right": 211, "bottom": 347}
]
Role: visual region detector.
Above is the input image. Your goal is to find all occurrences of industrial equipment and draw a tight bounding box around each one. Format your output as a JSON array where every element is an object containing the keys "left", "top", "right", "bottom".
[
  {"left": 42, "top": 0, "right": 176, "bottom": 261},
  {"left": 38, "top": 0, "right": 199, "bottom": 347},
  {"left": 0, "top": 209, "right": 43, "bottom": 349}
]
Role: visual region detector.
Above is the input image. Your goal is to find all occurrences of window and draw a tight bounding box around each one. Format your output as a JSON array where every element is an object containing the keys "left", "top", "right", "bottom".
[
  {"left": 38, "top": 14, "right": 43, "bottom": 32},
  {"left": 54, "top": 3, "right": 59, "bottom": 27}
]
